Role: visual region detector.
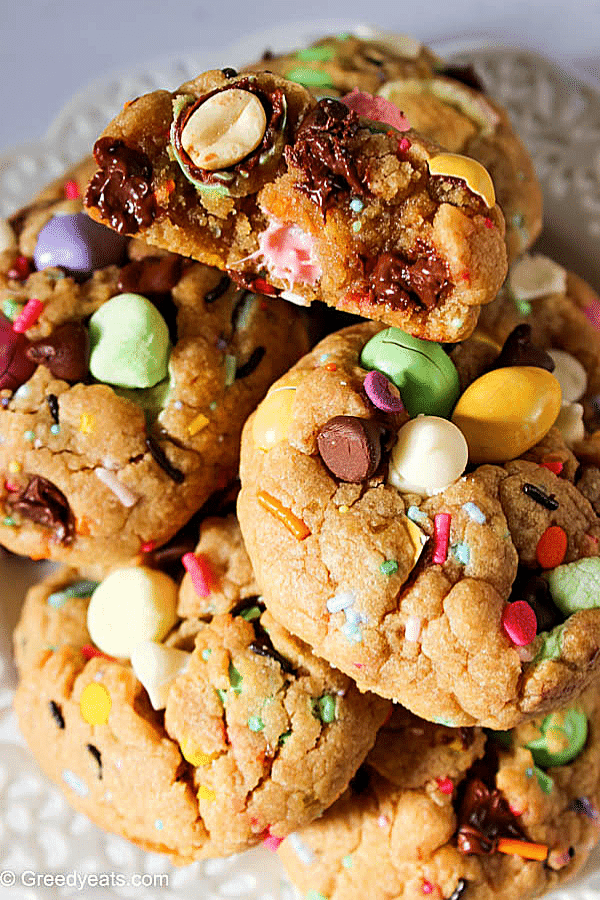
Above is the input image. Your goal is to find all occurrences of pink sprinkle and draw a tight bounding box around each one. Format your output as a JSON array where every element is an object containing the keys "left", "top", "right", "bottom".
[
  {"left": 341, "top": 88, "right": 411, "bottom": 133},
  {"left": 484, "top": 217, "right": 494, "bottom": 229},
  {"left": 140, "top": 541, "right": 156, "bottom": 553},
  {"left": 422, "top": 882, "right": 435, "bottom": 895},
  {"left": 263, "top": 831, "right": 284, "bottom": 852},
  {"left": 436, "top": 777, "right": 454, "bottom": 795},
  {"left": 540, "top": 460, "right": 563, "bottom": 475},
  {"left": 182, "top": 552, "right": 212, "bottom": 598},
  {"left": 364, "top": 369, "right": 404, "bottom": 413},
  {"left": 502, "top": 600, "right": 537, "bottom": 647},
  {"left": 64, "top": 179, "right": 80, "bottom": 199},
  {"left": 432, "top": 514, "right": 451, "bottom": 565},
  {"left": 12, "top": 298, "right": 43, "bottom": 333},
  {"left": 510, "top": 804, "right": 524, "bottom": 817},
  {"left": 81, "top": 644, "right": 115, "bottom": 661},
  {"left": 4, "top": 481, "right": 19, "bottom": 493},
  {"left": 583, "top": 298, "right": 600, "bottom": 329},
  {"left": 354, "top": 663, "right": 364, "bottom": 669},
  {"left": 399, "top": 137, "right": 411, "bottom": 152}
]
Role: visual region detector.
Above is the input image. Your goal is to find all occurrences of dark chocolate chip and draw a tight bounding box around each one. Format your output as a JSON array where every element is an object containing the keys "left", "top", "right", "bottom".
[
  {"left": 47, "top": 393, "right": 60, "bottom": 424},
  {"left": 86, "top": 137, "right": 156, "bottom": 235},
  {"left": 10, "top": 476, "right": 74, "bottom": 544},
  {"left": 26, "top": 322, "right": 90, "bottom": 382},
  {"left": 442, "top": 64, "right": 485, "bottom": 92},
  {"left": 369, "top": 251, "right": 450, "bottom": 311},
  {"left": 117, "top": 255, "right": 182, "bottom": 295},
  {"left": 522, "top": 482, "right": 559, "bottom": 511},
  {"left": 249, "top": 633, "right": 295, "bottom": 675},
  {"left": 494, "top": 324, "right": 555, "bottom": 372},
  {"left": 317, "top": 415, "right": 382, "bottom": 482},
  {"left": 49, "top": 700, "right": 65, "bottom": 729},
  {"left": 0, "top": 312, "right": 36, "bottom": 391},
  {"left": 447, "top": 879, "right": 468, "bottom": 900},
  {"left": 145, "top": 435, "right": 185, "bottom": 484},
  {"left": 205, "top": 274, "right": 231, "bottom": 304},
  {"left": 221, "top": 67, "right": 238, "bottom": 78},
  {"left": 86, "top": 743, "right": 103, "bottom": 778},
  {"left": 235, "top": 346, "right": 265, "bottom": 380}
]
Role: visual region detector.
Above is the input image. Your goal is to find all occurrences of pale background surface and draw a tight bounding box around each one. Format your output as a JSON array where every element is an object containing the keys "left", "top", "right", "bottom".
[{"left": 1, "top": 0, "right": 600, "bottom": 156}]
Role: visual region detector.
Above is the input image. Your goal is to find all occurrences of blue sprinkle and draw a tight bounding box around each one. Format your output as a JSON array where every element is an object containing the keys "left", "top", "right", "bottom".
[
  {"left": 349, "top": 198, "right": 364, "bottom": 213},
  {"left": 433, "top": 716, "right": 456, "bottom": 727},
  {"left": 407, "top": 506, "right": 429, "bottom": 525},
  {"left": 62, "top": 769, "right": 89, "bottom": 797},
  {"left": 462, "top": 502, "right": 486, "bottom": 524},
  {"left": 50, "top": 424, "right": 60, "bottom": 435},
  {"left": 288, "top": 832, "right": 315, "bottom": 865},
  {"left": 319, "top": 353, "right": 330, "bottom": 364},
  {"left": 451, "top": 542, "right": 470, "bottom": 565},
  {"left": 155, "top": 819, "right": 164, "bottom": 830}
]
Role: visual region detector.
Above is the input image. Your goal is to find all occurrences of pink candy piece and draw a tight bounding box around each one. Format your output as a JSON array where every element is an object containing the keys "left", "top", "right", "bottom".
[
  {"left": 64, "top": 179, "right": 80, "bottom": 199},
  {"left": 12, "top": 298, "right": 44, "bottom": 334},
  {"left": 258, "top": 221, "right": 322, "bottom": 287},
  {"left": 364, "top": 369, "right": 405, "bottom": 413},
  {"left": 583, "top": 298, "right": 600, "bottom": 330},
  {"left": 502, "top": 600, "right": 537, "bottom": 647},
  {"left": 432, "top": 513, "right": 451, "bottom": 565},
  {"left": 263, "top": 832, "right": 284, "bottom": 852},
  {"left": 182, "top": 552, "right": 212, "bottom": 598},
  {"left": 436, "top": 777, "right": 454, "bottom": 795},
  {"left": 341, "top": 88, "right": 411, "bottom": 133}
]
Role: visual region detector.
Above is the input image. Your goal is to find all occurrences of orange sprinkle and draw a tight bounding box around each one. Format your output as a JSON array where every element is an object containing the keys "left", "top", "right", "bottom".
[
  {"left": 324, "top": 362, "right": 337, "bottom": 372},
  {"left": 536, "top": 525, "right": 568, "bottom": 569},
  {"left": 497, "top": 838, "right": 548, "bottom": 861},
  {"left": 257, "top": 490, "right": 310, "bottom": 540}
]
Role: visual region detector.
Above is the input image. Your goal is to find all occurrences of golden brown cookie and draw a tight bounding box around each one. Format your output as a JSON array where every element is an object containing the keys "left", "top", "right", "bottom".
[
  {"left": 279, "top": 691, "right": 600, "bottom": 900},
  {"left": 83, "top": 68, "right": 507, "bottom": 342},
  {"left": 0, "top": 159, "right": 310, "bottom": 566},
  {"left": 13, "top": 515, "right": 389, "bottom": 862}
]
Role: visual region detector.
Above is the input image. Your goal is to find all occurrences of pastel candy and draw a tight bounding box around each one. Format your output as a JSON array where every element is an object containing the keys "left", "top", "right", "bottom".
[
  {"left": 451, "top": 366, "right": 562, "bottom": 464},
  {"left": 0, "top": 312, "right": 36, "bottom": 391},
  {"left": 253, "top": 384, "right": 299, "bottom": 450},
  {"left": 87, "top": 566, "right": 179, "bottom": 659},
  {"left": 547, "top": 557, "right": 600, "bottom": 616},
  {"left": 360, "top": 328, "right": 460, "bottom": 418},
  {"left": 525, "top": 708, "right": 588, "bottom": 768},
  {"left": 388, "top": 415, "right": 468, "bottom": 495},
  {"left": 130, "top": 641, "right": 191, "bottom": 710},
  {"left": 34, "top": 212, "right": 126, "bottom": 276},
  {"left": 427, "top": 152, "right": 495, "bottom": 208},
  {"left": 89, "top": 293, "right": 170, "bottom": 388},
  {"left": 507, "top": 254, "right": 567, "bottom": 302},
  {"left": 548, "top": 349, "right": 587, "bottom": 402}
]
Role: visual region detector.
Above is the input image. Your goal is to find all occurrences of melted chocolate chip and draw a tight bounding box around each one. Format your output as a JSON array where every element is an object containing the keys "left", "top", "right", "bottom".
[
  {"left": 235, "top": 346, "right": 265, "bottom": 380},
  {"left": 145, "top": 435, "right": 185, "bottom": 484},
  {"left": 10, "top": 476, "right": 74, "bottom": 544},
  {"left": 86, "top": 137, "right": 156, "bottom": 235},
  {"left": 86, "top": 743, "right": 103, "bottom": 778},
  {"left": 369, "top": 251, "right": 450, "bottom": 311},
  {"left": 317, "top": 415, "right": 383, "bottom": 482},
  {"left": 49, "top": 700, "right": 65, "bottom": 729},
  {"left": 509, "top": 568, "right": 563, "bottom": 633},
  {"left": 522, "top": 482, "right": 559, "bottom": 511},
  {"left": 286, "top": 98, "right": 367, "bottom": 210},
  {"left": 205, "top": 274, "right": 231, "bottom": 304},
  {"left": 26, "top": 322, "right": 90, "bottom": 382},
  {"left": 494, "top": 324, "right": 555, "bottom": 372},
  {"left": 47, "top": 393, "right": 59, "bottom": 424},
  {"left": 221, "top": 67, "right": 238, "bottom": 78},
  {"left": 447, "top": 880, "right": 468, "bottom": 900},
  {"left": 117, "top": 255, "right": 182, "bottom": 295},
  {"left": 442, "top": 64, "right": 485, "bottom": 92},
  {"left": 245, "top": 605, "right": 295, "bottom": 675}
]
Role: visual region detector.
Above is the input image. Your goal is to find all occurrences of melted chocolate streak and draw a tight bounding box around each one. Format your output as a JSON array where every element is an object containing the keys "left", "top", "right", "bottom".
[
  {"left": 145, "top": 435, "right": 185, "bottom": 484},
  {"left": 86, "top": 138, "right": 156, "bottom": 235},
  {"left": 231, "top": 598, "right": 295, "bottom": 674}
]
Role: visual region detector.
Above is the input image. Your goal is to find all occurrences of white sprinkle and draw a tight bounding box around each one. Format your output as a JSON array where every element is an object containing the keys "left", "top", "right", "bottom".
[
  {"left": 345, "top": 608, "right": 361, "bottom": 627},
  {"left": 377, "top": 815, "right": 390, "bottom": 828},
  {"left": 95, "top": 467, "right": 138, "bottom": 507},
  {"left": 13, "top": 384, "right": 30, "bottom": 400},
  {"left": 173, "top": 400, "right": 183, "bottom": 410},
  {"left": 288, "top": 832, "right": 315, "bottom": 865},
  {"left": 326, "top": 590, "right": 357, "bottom": 614},
  {"left": 62, "top": 770, "right": 89, "bottom": 797},
  {"left": 404, "top": 616, "right": 422, "bottom": 643},
  {"left": 462, "top": 502, "right": 486, "bottom": 524}
]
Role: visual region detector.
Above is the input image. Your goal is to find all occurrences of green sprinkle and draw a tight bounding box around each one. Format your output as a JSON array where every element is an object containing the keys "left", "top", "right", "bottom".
[
  {"left": 433, "top": 716, "right": 456, "bottom": 727},
  {"left": 2, "top": 516, "right": 16, "bottom": 527},
  {"left": 342, "top": 854, "right": 353, "bottom": 869},
  {"left": 312, "top": 694, "right": 337, "bottom": 724},
  {"left": 306, "top": 891, "right": 329, "bottom": 900},
  {"left": 248, "top": 715, "right": 265, "bottom": 732},
  {"left": 224, "top": 353, "right": 237, "bottom": 387},
  {"left": 24, "top": 429, "right": 35, "bottom": 442},
  {"left": 2, "top": 298, "right": 22, "bottom": 320},
  {"left": 229, "top": 661, "right": 243, "bottom": 694},
  {"left": 201, "top": 648, "right": 212, "bottom": 661},
  {"left": 336, "top": 31, "right": 351, "bottom": 40},
  {"left": 514, "top": 297, "right": 532, "bottom": 316},
  {"left": 380, "top": 559, "right": 398, "bottom": 576},
  {"left": 216, "top": 688, "right": 228, "bottom": 705},
  {"left": 451, "top": 542, "right": 470, "bottom": 565},
  {"left": 209, "top": 400, "right": 217, "bottom": 411},
  {"left": 240, "top": 605, "right": 262, "bottom": 622},
  {"left": 47, "top": 579, "right": 99, "bottom": 608},
  {"left": 50, "top": 424, "right": 60, "bottom": 435},
  {"left": 297, "top": 46, "right": 335, "bottom": 62},
  {"left": 351, "top": 221, "right": 362, "bottom": 232},
  {"left": 530, "top": 765, "right": 554, "bottom": 795},
  {"left": 284, "top": 66, "right": 335, "bottom": 89},
  {"left": 279, "top": 730, "right": 292, "bottom": 745},
  {"left": 235, "top": 293, "right": 258, "bottom": 331}
]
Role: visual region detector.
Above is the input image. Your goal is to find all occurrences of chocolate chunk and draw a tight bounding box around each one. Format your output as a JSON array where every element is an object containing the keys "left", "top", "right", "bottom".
[
  {"left": 221, "top": 67, "right": 238, "bottom": 78},
  {"left": 26, "top": 322, "right": 90, "bottom": 382},
  {"left": 494, "top": 324, "right": 555, "bottom": 372},
  {"left": 522, "top": 482, "right": 559, "bottom": 511},
  {"left": 442, "top": 64, "right": 485, "bottom": 92},
  {"left": 86, "top": 137, "right": 156, "bottom": 235},
  {"left": 49, "top": 700, "right": 65, "bottom": 729},
  {"left": 47, "top": 393, "right": 59, "bottom": 424},
  {"left": 235, "top": 346, "right": 265, "bottom": 380},
  {"left": 145, "top": 435, "right": 185, "bottom": 484},
  {"left": 117, "top": 254, "right": 182, "bottom": 295},
  {"left": 317, "top": 415, "right": 382, "bottom": 482},
  {"left": 447, "top": 880, "right": 468, "bottom": 900},
  {"left": 10, "top": 476, "right": 74, "bottom": 544},
  {"left": 369, "top": 251, "right": 450, "bottom": 311},
  {"left": 0, "top": 312, "right": 36, "bottom": 391},
  {"left": 286, "top": 98, "right": 367, "bottom": 210},
  {"left": 205, "top": 274, "right": 231, "bottom": 304},
  {"left": 86, "top": 743, "right": 103, "bottom": 778}
]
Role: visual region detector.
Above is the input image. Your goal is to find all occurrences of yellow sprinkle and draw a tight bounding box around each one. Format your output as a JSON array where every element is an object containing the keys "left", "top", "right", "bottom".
[
  {"left": 197, "top": 784, "right": 216, "bottom": 802},
  {"left": 338, "top": 505, "right": 349, "bottom": 514},
  {"left": 181, "top": 741, "right": 215, "bottom": 767},
  {"left": 79, "top": 413, "right": 95, "bottom": 434},
  {"left": 8, "top": 461, "right": 22, "bottom": 474},
  {"left": 187, "top": 413, "right": 209, "bottom": 436},
  {"left": 80, "top": 682, "right": 111, "bottom": 726}
]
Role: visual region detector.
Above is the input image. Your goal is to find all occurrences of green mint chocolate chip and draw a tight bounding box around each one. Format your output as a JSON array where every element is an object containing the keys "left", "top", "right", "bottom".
[
  {"left": 534, "top": 624, "right": 565, "bottom": 662},
  {"left": 297, "top": 46, "right": 336, "bottom": 62},
  {"left": 526, "top": 708, "right": 588, "bottom": 768},
  {"left": 547, "top": 557, "right": 600, "bottom": 616},
  {"left": 284, "top": 66, "right": 335, "bottom": 89}
]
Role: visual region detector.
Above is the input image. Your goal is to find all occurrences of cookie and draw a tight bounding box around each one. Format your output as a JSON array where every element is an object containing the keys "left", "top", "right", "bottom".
[
  {"left": 245, "top": 29, "right": 542, "bottom": 262},
  {"left": 238, "top": 321, "right": 600, "bottom": 728},
  {"left": 83, "top": 68, "right": 508, "bottom": 342},
  {"left": 13, "top": 515, "right": 389, "bottom": 862},
  {"left": 279, "top": 691, "right": 600, "bottom": 900},
  {"left": 0, "top": 159, "right": 310, "bottom": 567}
]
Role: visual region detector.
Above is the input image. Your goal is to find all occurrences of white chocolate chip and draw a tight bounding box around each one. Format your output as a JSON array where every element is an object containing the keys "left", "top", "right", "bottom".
[
  {"left": 507, "top": 254, "right": 567, "bottom": 302},
  {"left": 554, "top": 401, "right": 585, "bottom": 447},
  {"left": 181, "top": 89, "right": 267, "bottom": 171},
  {"left": 0, "top": 218, "right": 17, "bottom": 253},
  {"left": 388, "top": 416, "right": 468, "bottom": 496},
  {"left": 87, "top": 566, "right": 179, "bottom": 659},
  {"left": 131, "top": 641, "right": 191, "bottom": 710},
  {"left": 548, "top": 349, "right": 587, "bottom": 402}
]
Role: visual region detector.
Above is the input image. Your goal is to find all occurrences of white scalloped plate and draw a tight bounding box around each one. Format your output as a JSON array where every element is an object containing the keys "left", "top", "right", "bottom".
[{"left": 1, "top": 20, "right": 600, "bottom": 900}]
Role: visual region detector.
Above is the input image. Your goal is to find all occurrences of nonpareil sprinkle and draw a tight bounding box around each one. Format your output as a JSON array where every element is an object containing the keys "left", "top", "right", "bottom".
[{"left": 380, "top": 559, "right": 398, "bottom": 576}]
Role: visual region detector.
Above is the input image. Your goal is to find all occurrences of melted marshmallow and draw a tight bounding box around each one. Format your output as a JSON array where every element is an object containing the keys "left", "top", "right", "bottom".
[{"left": 258, "top": 222, "right": 322, "bottom": 288}]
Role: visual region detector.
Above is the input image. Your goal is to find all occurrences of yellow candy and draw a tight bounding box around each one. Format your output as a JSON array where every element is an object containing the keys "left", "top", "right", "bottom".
[
  {"left": 452, "top": 366, "right": 562, "bottom": 464},
  {"left": 197, "top": 784, "right": 216, "bottom": 802},
  {"left": 427, "top": 152, "right": 496, "bottom": 208},
  {"left": 80, "top": 682, "right": 112, "bottom": 726},
  {"left": 252, "top": 373, "right": 304, "bottom": 450}
]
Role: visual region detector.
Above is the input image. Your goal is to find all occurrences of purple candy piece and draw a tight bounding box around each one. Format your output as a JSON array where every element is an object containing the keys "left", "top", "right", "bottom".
[
  {"left": 0, "top": 313, "right": 36, "bottom": 391},
  {"left": 364, "top": 369, "right": 405, "bottom": 413},
  {"left": 34, "top": 212, "right": 127, "bottom": 276}
]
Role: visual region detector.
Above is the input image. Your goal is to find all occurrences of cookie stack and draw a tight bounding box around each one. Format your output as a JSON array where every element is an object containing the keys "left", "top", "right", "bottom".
[{"left": 3, "top": 27, "right": 600, "bottom": 900}]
